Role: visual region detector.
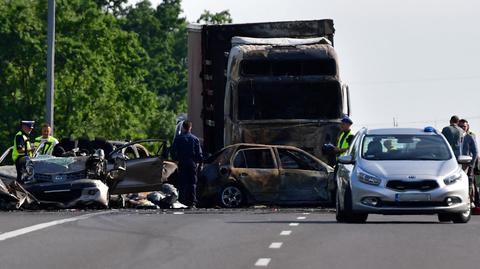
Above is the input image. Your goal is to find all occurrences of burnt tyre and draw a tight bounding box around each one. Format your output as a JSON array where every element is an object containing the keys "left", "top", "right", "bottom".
[{"left": 219, "top": 184, "right": 245, "bottom": 208}]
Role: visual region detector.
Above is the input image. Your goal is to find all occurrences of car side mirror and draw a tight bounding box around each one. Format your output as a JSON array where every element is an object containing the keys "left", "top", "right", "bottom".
[
  {"left": 219, "top": 165, "right": 231, "bottom": 176},
  {"left": 338, "top": 155, "right": 355, "bottom": 165},
  {"left": 457, "top": 155, "right": 473, "bottom": 165}
]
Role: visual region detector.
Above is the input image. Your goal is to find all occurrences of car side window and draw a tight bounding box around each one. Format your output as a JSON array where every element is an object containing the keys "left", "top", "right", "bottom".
[
  {"left": 233, "top": 148, "right": 275, "bottom": 169},
  {"left": 278, "top": 149, "right": 322, "bottom": 171}
]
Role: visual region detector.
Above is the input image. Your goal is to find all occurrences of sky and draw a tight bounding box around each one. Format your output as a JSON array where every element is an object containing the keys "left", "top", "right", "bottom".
[{"left": 133, "top": 0, "right": 480, "bottom": 131}]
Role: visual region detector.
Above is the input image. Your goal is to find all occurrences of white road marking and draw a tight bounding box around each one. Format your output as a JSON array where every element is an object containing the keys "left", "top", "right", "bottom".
[
  {"left": 173, "top": 212, "right": 185, "bottom": 215},
  {"left": 289, "top": 222, "right": 300, "bottom": 226},
  {"left": 280, "top": 230, "right": 292, "bottom": 236},
  {"left": 255, "top": 258, "right": 271, "bottom": 267},
  {"left": 297, "top": 216, "right": 306, "bottom": 220},
  {"left": 302, "top": 212, "right": 311, "bottom": 215},
  {"left": 0, "top": 211, "right": 111, "bottom": 242},
  {"left": 269, "top": 242, "right": 283, "bottom": 249}
]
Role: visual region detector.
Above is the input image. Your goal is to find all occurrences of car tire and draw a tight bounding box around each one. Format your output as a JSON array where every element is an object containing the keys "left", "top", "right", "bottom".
[
  {"left": 451, "top": 206, "right": 471, "bottom": 224},
  {"left": 437, "top": 213, "right": 452, "bottom": 222},
  {"left": 219, "top": 184, "right": 245, "bottom": 208},
  {"left": 336, "top": 187, "right": 368, "bottom": 223}
]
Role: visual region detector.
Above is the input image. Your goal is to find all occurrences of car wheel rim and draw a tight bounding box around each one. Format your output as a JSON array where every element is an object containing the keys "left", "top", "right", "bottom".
[{"left": 222, "top": 186, "right": 242, "bottom": 207}]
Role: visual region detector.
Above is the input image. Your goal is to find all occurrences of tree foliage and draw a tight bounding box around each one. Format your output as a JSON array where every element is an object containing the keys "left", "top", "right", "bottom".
[
  {"left": 0, "top": 0, "right": 229, "bottom": 152},
  {"left": 197, "top": 10, "right": 233, "bottom": 24}
]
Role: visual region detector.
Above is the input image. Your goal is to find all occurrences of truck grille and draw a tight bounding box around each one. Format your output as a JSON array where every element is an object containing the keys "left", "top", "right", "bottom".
[{"left": 386, "top": 180, "right": 439, "bottom": 192}]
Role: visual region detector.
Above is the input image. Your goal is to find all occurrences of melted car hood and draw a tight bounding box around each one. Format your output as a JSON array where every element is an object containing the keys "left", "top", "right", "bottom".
[{"left": 358, "top": 159, "right": 458, "bottom": 178}]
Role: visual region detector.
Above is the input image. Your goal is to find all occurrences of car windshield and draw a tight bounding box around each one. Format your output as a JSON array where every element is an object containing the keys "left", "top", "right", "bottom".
[{"left": 361, "top": 134, "right": 451, "bottom": 161}]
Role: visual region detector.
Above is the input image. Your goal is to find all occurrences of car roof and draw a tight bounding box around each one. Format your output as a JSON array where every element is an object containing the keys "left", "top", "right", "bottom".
[
  {"left": 226, "top": 143, "right": 307, "bottom": 151},
  {"left": 365, "top": 128, "right": 440, "bottom": 136}
]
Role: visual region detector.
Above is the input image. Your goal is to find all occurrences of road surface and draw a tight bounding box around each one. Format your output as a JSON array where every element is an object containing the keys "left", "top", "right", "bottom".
[{"left": 1, "top": 209, "right": 479, "bottom": 269}]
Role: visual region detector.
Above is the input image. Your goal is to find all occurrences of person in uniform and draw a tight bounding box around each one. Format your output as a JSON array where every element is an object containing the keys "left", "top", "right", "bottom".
[
  {"left": 334, "top": 116, "right": 355, "bottom": 159},
  {"left": 12, "top": 121, "right": 35, "bottom": 181},
  {"left": 34, "top": 123, "right": 59, "bottom": 155},
  {"left": 170, "top": 120, "right": 203, "bottom": 208}
]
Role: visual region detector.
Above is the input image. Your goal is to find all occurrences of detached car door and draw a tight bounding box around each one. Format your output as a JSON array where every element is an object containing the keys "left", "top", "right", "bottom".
[
  {"left": 111, "top": 144, "right": 166, "bottom": 194},
  {"left": 277, "top": 148, "right": 331, "bottom": 202},
  {"left": 231, "top": 147, "right": 280, "bottom": 202}
]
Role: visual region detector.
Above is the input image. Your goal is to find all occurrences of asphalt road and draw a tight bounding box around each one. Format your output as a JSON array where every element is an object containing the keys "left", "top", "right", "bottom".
[{"left": 1, "top": 209, "right": 480, "bottom": 269}]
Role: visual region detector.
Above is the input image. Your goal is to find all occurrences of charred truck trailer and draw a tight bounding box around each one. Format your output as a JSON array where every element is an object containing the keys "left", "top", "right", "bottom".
[{"left": 187, "top": 20, "right": 350, "bottom": 163}]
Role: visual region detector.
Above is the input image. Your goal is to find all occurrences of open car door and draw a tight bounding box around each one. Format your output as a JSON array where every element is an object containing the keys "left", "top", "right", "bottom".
[{"left": 108, "top": 139, "right": 177, "bottom": 194}]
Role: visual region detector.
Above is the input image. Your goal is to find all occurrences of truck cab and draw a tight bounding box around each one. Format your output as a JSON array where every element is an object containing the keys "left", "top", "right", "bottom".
[{"left": 224, "top": 36, "right": 350, "bottom": 162}]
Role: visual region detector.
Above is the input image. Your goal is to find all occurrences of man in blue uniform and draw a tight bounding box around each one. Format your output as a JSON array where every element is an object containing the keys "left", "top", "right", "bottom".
[{"left": 170, "top": 120, "right": 203, "bottom": 208}]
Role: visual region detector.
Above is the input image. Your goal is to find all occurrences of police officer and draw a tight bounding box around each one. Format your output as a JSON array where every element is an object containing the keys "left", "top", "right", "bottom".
[
  {"left": 170, "top": 120, "right": 203, "bottom": 208},
  {"left": 12, "top": 121, "right": 35, "bottom": 181},
  {"left": 34, "top": 123, "right": 59, "bottom": 155},
  {"left": 334, "top": 116, "right": 355, "bottom": 158}
]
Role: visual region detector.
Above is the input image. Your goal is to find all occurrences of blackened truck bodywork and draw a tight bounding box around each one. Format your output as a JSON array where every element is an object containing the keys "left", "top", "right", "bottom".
[{"left": 188, "top": 20, "right": 349, "bottom": 163}]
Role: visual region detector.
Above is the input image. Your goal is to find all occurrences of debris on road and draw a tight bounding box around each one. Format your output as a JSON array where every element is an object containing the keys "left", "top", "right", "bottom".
[{"left": 0, "top": 178, "right": 38, "bottom": 210}]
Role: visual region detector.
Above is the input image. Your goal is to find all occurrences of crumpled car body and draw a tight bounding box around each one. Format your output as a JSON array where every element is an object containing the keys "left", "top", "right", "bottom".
[
  {"left": 0, "top": 139, "right": 178, "bottom": 209},
  {"left": 0, "top": 178, "right": 38, "bottom": 210},
  {"left": 198, "top": 143, "right": 335, "bottom": 208}
]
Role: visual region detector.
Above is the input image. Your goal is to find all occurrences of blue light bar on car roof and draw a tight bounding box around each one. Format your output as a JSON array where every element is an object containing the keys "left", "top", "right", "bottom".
[{"left": 424, "top": 126, "right": 437, "bottom": 133}]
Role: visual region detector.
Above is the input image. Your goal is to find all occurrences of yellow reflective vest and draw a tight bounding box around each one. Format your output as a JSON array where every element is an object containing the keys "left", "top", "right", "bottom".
[
  {"left": 12, "top": 131, "right": 32, "bottom": 162},
  {"left": 336, "top": 130, "right": 354, "bottom": 157},
  {"left": 34, "top": 136, "right": 58, "bottom": 155}
]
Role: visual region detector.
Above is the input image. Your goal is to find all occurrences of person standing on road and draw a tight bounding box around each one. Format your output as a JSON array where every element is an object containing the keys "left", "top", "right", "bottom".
[
  {"left": 458, "top": 119, "right": 478, "bottom": 205},
  {"left": 334, "top": 116, "right": 355, "bottom": 159},
  {"left": 170, "top": 120, "right": 203, "bottom": 208},
  {"left": 12, "top": 121, "right": 35, "bottom": 181},
  {"left": 441, "top": 115, "right": 464, "bottom": 158},
  {"left": 34, "top": 123, "right": 59, "bottom": 155}
]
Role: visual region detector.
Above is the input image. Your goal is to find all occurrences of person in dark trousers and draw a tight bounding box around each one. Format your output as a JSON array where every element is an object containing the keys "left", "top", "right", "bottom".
[
  {"left": 12, "top": 121, "right": 35, "bottom": 182},
  {"left": 459, "top": 119, "right": 479, "bottom": 206},
  {"left": 441, "top": 115, "right": 464, "bottom": 158},
  {"left": 170, "top": 120, "right": 203, "bottom": 208}
]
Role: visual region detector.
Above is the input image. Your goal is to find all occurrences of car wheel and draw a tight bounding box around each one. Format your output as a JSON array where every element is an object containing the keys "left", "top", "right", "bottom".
[
  {"left": 335, "top": 191, "right": 347, "bottom": 222},
  {"left": 336, "top": 187, "right": 368, "bottom": 223},
  {"left": 219, "top": 184, "right": 245, "bottom": 208},
  {"left": 451, "top": 206, "right": 471, "bottom": 224},
  {"left": 437, "top": 213, "right": 452, "bottom": 222}
]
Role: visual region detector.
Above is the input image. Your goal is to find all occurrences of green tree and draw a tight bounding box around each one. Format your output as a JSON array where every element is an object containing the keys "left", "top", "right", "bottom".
[{"left": 197, "top": 10, "right": 233, "bottom": 24}]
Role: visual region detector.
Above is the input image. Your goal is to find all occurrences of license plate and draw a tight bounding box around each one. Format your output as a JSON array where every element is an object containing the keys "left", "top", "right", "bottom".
[{"left": 395, "top": 193, "right": 431, "bottom": 202}]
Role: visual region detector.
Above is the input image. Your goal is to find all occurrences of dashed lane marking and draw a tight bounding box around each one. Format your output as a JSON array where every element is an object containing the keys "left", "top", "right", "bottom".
[
  {"left": 173, "top": 212, "right": 185, "bottom": 215},
  {"left": 297, "top": 216, "right": 306, "bottom": 220},
  {"left": 280, "top": 230, "right": 292, "bottom": 236},
  {"left": 0, "top": 211, "right": 112, "bottom": 242},
  {"left": 289, "top": 223, "right": 300, "bottom": 226},
  {"left": 269, "top": 242, "right": 283, "bottom": 249},
  {"left": 255, "top": 258, "right": 271, "bottom": 267}
]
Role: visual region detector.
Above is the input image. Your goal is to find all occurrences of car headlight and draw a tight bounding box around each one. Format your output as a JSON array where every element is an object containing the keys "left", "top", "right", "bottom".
[
  {"left": 444, "top": 169, "right": 462, "bottom": 185},
  {"left": 357, "top": 169, "right": 382, "bottom": 186}
]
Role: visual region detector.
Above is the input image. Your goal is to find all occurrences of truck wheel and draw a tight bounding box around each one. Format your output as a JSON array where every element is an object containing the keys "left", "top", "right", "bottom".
[{"left": 219, "top": 184, "right": 245, "bottom": 208}]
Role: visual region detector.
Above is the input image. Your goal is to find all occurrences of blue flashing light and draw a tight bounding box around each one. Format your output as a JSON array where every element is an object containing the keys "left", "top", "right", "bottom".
[{"left": 424, "top": 126, "right": 437, "bottom": 133}]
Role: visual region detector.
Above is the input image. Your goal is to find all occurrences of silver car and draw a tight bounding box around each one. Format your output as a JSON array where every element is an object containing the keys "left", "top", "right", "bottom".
[{"left": 336, "top": 127, "right": 472, "bottom": 223}]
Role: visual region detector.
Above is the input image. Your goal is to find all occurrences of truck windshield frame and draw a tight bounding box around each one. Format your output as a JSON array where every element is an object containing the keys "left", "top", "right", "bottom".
[{"left": 237, "top": 80, "right": 342, "bottom": 121}]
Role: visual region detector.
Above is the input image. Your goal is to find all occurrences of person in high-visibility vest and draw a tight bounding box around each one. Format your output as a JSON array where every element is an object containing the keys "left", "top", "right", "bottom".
[
  {"left": 34, "top": 123, "right": 59, "bottom": 156},
  {"left": 334, "top": 116, "right": 355, "bottom": 158},
  {"left": 12, "top": 120, "right": 35, "bottom": 181}
]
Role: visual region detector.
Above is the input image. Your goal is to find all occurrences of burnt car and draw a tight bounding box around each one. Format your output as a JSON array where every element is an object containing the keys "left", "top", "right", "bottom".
[
  {"left": 198, "top": 143, "right": 334, "bottom": 208},
  {"left": 0, "top": 139, "right": 178, "bottom": 209}
]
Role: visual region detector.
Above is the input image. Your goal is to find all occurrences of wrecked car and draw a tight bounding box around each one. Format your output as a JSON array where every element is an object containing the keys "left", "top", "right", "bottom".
[
  {"left": 198, "top": 143, "right": 334, "bottom": 208},
  {"left": 0, "top": 139, "right": 178, "bottom": 209}
]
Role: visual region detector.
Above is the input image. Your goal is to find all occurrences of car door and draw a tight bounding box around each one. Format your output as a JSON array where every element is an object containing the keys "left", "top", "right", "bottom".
[
  {"left": 111, "top": 143, "right": 167, "bottom": 194},
  {"left": 277, "top": 148, "right": 330, "bottom": 202},
  {"left": 230, "top": 147, "right": 280, "bottom": 202}
]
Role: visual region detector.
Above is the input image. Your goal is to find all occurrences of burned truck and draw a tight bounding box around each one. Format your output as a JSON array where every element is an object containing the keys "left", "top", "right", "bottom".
[{"left": 188, "top": 20, "right": 350, "bottom": 163}]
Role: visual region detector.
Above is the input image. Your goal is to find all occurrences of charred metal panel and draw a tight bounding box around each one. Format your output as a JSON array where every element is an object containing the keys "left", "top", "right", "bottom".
[{"left": 200, "top": 20, "right": 335, "bottom": 154}]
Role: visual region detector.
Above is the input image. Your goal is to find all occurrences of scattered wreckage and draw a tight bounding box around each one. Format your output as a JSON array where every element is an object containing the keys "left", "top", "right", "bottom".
[
  {"left": 0, "top": 139, "right": 179, "bottom": 210},
  {"left": 198, "top": 143, "right": 335, "bottom": 208}
]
